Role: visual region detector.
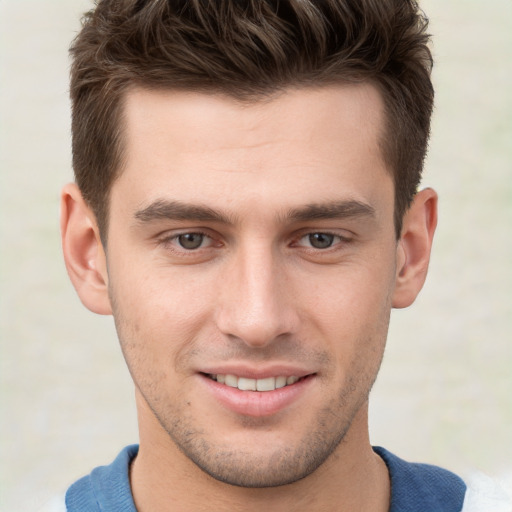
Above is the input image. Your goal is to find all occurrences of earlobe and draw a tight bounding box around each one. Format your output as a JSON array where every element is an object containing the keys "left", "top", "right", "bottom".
[
  {"left": 60, "top": 183, "right": 112, "bottom": 315},
  {"left": 392, "top": 188, "right": 438, "bottom": 309}
]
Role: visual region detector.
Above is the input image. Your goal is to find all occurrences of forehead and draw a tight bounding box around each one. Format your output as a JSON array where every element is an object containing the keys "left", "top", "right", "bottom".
[
  {"left": 122, "top": 84, "right": 385, "bottom": 158},
  {"left": 113, "top": 84, "right": 392, "bottom": 222}
]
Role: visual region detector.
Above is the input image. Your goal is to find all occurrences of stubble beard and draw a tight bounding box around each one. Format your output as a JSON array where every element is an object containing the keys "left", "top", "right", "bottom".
[
  {"left": 110, "top": 287, "right": 389, "bottom": 489},
  {"left": 138, "top": 364, "right": 382, "bottom": 488}
]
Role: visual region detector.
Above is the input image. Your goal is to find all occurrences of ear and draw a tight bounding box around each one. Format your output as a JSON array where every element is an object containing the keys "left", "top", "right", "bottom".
[
  {"left": 60, "top": 183, "right": 112, "bottom": 315},
  {"left": 392, "top": 188, "right": 438, "bottom": 309}
]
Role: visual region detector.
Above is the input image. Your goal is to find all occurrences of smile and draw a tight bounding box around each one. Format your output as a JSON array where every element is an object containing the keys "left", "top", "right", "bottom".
[
  {"left": 201, "top": 372, "right": 315, "bottom": 416},
  {"left": 208, "top": 374, "right": 301, "bottom": 392}
]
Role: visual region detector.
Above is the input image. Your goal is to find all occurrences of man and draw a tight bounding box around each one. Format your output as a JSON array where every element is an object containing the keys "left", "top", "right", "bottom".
[{"left": 58, "top": 1, "right": 487, "bottom": 510}]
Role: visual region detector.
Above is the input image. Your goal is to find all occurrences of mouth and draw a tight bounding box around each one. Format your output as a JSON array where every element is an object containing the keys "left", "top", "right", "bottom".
[
  {"left": 199, "top": 371, "right": 315, "bottom": 417},
  {"left": 205, "top": 373, "right": 305, "bottom": 392}
]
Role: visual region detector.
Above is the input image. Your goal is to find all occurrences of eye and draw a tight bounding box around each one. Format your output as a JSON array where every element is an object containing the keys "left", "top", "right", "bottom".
[
  {"left": 155, "top": 229, "right": 222, "bottom": 263},
  {"left": 299, "top": 232, "right": 339, "bottom": 249},
  {"left": 307, "top": 233, "right": 335, "bottom": 249},
  {"left": 176, "top": 232, "right": 208, "bottom": 250}
]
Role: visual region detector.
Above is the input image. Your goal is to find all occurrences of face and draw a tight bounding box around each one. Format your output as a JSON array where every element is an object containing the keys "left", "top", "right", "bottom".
[{"left": 105, "top": 85, "right": 400, "bottom": 487}]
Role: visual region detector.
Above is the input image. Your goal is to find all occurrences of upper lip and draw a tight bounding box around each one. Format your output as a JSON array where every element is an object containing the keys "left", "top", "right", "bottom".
[{"left": 198, "top": 364, "right": 315, "bottom": 380}]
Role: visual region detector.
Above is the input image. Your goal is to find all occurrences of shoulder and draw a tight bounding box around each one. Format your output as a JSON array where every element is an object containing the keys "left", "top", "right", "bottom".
[
  {"left": 374, "top": 446, "right": 466, "bottom": 512},
  {"left": 65, "top": 445, "right": 139, "bottom": 512},
  {"left": 60, "top": 444, "right": 512, "bottom": 512},
  {"left": 461, "top": 471, "right": 512, "bottom": 512},
  {"left": 374, "top": 447, "right": 512, "bottom": 512}
]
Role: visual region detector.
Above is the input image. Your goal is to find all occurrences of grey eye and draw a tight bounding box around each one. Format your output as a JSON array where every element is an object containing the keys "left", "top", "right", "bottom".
[
  {"left": 178, "top": 233, "right": 205, "bottom": 250},
  {"left": 308, "top": 233, "right": 335, "bottom": 249}
]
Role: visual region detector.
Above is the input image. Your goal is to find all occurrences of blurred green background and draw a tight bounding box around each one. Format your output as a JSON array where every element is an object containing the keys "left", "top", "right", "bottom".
[{"left": 1, "top": 1, "right": 511, "bottom": 510}]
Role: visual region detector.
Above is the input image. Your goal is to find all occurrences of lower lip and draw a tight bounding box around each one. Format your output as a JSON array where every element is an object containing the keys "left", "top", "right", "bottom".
[{"left": 200, "top": 374, "right": 314, "bottom": 417}]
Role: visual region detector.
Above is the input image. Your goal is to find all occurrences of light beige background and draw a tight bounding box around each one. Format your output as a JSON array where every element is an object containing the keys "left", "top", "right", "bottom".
[{"left": 1, "top": 1, "right": 511, "bottom": 510}]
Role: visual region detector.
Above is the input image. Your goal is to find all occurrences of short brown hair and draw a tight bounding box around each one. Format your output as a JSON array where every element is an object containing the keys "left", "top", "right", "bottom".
[{"left": 70, "top": 0, "right": 433, "bottom": 240}]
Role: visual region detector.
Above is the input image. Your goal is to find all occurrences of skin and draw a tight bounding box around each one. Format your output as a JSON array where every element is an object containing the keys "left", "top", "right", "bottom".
[{"left": 61, "top": 84, "right": 437, "bottom": 511}]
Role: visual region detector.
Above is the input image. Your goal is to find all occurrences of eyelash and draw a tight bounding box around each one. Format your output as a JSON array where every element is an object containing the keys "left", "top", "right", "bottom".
[
  {"left": 157, "top": 230, "right": 351, "bottom": 255},
  {"left": 158, "top": 230, "right": 218, "bottom": 252},
  {"left": 294, "top": 232, "right": 350, "bottom": 250}
]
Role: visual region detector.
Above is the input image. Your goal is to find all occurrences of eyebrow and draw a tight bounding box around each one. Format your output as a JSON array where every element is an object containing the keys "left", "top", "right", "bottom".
[
  {"left": 134, "top": 198, "right": 375, "bottom": 225},
  {"left": 134, "top": 199, "right": 236, "bottom": 224},
  {"left": 284, "top": 200, "right": 376, "bottom": 222}
]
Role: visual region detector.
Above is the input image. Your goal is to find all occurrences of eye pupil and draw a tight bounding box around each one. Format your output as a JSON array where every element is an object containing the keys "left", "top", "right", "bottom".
[
  {"left": 178, "top": 233, "right": 204, "bottom": 250},
  {"left": 309, "top": 233, "right": 334, "bottom": 249}
]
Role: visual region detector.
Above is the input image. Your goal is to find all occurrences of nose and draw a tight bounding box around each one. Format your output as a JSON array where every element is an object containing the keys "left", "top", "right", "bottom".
[{"left": 215, "top": 244, "right": 299, "bottom": 348}]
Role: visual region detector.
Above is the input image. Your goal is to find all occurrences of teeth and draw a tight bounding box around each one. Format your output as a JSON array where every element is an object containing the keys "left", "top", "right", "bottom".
[
  {"left": 212, "top": 374, "right": 301, "bottom": 392},
  {"left": 275, "top": 376, "right": 287, "bottom": 389},
  {"left": 256, "top": 377, "right": 275, "bottom": 391},
  {"left": 238, "top": 377, "right": 256, "bottom": 391},
  {"left": 225, "top": 374, "right": 238, "bottom": 387}
]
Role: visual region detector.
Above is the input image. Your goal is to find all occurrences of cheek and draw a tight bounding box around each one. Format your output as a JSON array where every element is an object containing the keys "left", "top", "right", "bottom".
[
  {"left": 298, "top": 260, "right": 395, "bottom": 381},
  {"left": 108, "top": 261, "right": 219, "bottom": 372},
  {"left": 304, "top": 262, "right": 395, "bottom": 327},
  {"left": 111, "top": 254, "right": 211, "bottom": 325}
]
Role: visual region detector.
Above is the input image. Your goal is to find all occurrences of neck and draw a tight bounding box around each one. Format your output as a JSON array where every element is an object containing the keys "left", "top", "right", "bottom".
[{"left": 130, "top": 397, "right": 390, "bottom": 512}]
